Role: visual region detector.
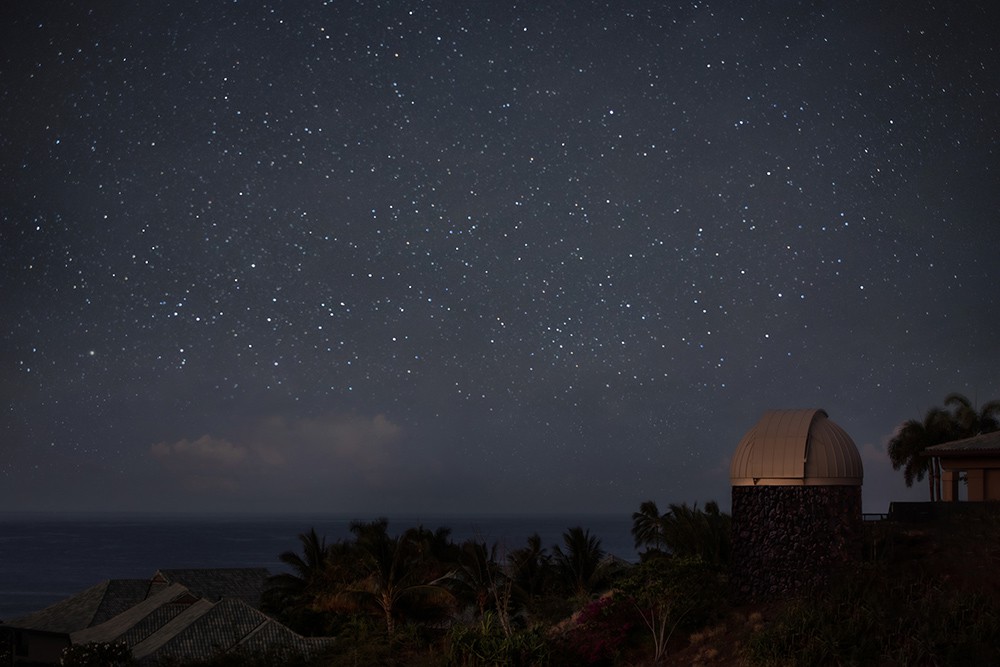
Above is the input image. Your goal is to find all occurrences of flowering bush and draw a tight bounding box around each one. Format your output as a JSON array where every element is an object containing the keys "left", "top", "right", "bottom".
[
  {"left": 60, "top": 641, "right": 132, "bottom": 667},
  {"left": 561, "top": 595, "right": 634, "bottom": 665}
]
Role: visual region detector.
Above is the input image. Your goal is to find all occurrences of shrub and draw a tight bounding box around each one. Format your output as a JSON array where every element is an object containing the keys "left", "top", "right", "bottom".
[
  {"left": 557, "top": 595, "right": 634, "bottom": 665},
  {"left": 744, "top": 563, "right": 1000, "bottom": 666},
  {"left": 448, "top": 612, "right": 550, "bottom": 667},
  {"left": 616, "top": 556, "right": 725, "bottom": 663},
  {"left": 60, "top": 641, "right": 132, "bottom": 667}
]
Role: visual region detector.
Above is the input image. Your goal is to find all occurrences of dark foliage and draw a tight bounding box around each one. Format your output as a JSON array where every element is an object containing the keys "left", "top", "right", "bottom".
[
  {"left": 888, "top": 392, "right": 1000, "bottom": 500},
  {"left": 60, "top": 641, "right": 133, "bottom": 667},
  {"left": 745, "top": 562, "right": 1000, "bottom": 666},
  {"left": 631, "top": 499, "right": 731, "bottom": 565}
]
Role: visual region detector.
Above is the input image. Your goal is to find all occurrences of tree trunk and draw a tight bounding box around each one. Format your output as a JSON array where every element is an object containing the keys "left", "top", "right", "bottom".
[
  {"left": 385, "top": 607, "right": 394, "bottom": 637},
  {"left": 382, "top": 594, "right": 395, "bottom": 637}
]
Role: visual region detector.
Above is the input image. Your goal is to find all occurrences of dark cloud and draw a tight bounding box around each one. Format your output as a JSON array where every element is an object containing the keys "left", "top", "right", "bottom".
[{"left": 149, "top": 412, "right": 408, "bottom": 498}]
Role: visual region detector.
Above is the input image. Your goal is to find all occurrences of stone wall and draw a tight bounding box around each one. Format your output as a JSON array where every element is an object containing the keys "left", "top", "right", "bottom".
[{"left": 731, "top": 484, "right": 862, "bottom": 601}]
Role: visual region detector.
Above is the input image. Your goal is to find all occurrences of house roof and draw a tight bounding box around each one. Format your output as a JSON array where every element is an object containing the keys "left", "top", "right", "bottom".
[
  {"left": 5, "top": 568, "right": 268, "bottom": 635},
  {"left": 70, "top": 584, "right": 194, "bottom": 645},
  {"left": 5, "top": 579, "right": 149, "bottom": 634},
  {"left": 4, "top": 568, "right": 332, "bottom": 664},
  {"left": 130, "top": 598, "right": 216, "bottom": 661},
  {"left": 126, "top": 597, "right": 333, "bottom": 665},
  {"left": 149, "top": 568, "right": 269, "bottom": 606},
  {"left": 730, "top": 409, "right": 864, "bottom": 486},
  {"left": 97, "top": 584, "right": 332, "bottom": 664},
  {"left": 925, "top": 430, "right": 1000, "bottom": 456}
]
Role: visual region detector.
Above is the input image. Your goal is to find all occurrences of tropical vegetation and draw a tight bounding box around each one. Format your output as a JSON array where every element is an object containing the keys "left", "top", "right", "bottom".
[
  {"left": 34, "top": 397, "right": 1000, "bottom": 666},
  {"left": 92, "top": 483, "right": 998, "bottom": 666},
  {"left": 631, "top": 500, "right": 731, "bottom": 565},
  {"left": 133, "top": 394, "right": 1000, "bottom": 665},
  {"left": 253, "top": 501, "right": 736, "bottom": 665},
  {"left": 744, "top": 510, "right": 1000, "bottom": 666},
  {"left": 888, "top": 392, "right": 1000, "bottom": 500}
]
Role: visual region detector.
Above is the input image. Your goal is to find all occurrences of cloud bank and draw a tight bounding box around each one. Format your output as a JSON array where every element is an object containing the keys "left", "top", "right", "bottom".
[{"left": 149, "top": 412, "right": 409, "bottom": 502}]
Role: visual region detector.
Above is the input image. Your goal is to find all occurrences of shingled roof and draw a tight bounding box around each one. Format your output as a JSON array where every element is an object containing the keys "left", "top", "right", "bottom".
[
  {"left": 3, "top": 568, "right": 333, "bottom": 665},
  {"left": 69, "top": 590, "right": 333, "bottom": 666},
  {"left": 130, "top": 597, "right": 333, "bottom": 665},
  {"left": 70, "top": 584, "right": 195, "bottom": 645},
  {"left": 7, "top": 579, "right": 149, "bottom": 634},
  {"left": 148, "top": 568, "right": 269, "bottom": 606},
  {"left": 925, "top": 430, "right": 1000, "bottom": 455}
]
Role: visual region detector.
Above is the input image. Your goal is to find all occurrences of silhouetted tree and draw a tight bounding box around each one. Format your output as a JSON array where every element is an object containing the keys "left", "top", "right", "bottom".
[
  {"left": 552, "top": 526, "right": 612, "bottom": 600},
  {"left": 348, "top": 522, "right": 454, "bottom": 637},
  {"left": 945, "top": 392, "right": 1000, "bottom": 438},
  {"left": 632, "top": 500, "right": 668, "bottom": 555},
  {"left": 446, "top": 539, "right": 521, "bottom": 638},
  {"left": 631, "top": 500, "right": 731, "bottom": 565},
  {"left": 270, "top": 527, "right": 330, "bottom": 596},
  {"left": 507, "top": 532, "right": 555, "bottom": 623},
  {"left": 663, "top": 501, "right": 731, "bottom": 566},
  {"left": 888, "top": 407, "right": 953, "bottom": 501},
  {"left": 263, "top": 527, "right": 347, "bottom": 635},
  {"left": 888, "top": 394, "right": 1000, "bottom": 501},
  {"left": 449, "top": 540, "right": 502, "bottom": 618}
]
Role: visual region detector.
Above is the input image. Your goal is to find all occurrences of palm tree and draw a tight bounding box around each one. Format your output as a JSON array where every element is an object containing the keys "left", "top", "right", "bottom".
[
  {"left": 446, "top": 539, "right": 520, "bottom": 637},
  {"left": 551, "top": 526, "right": 610, "bottom": 599},
  {"left": 702, "top": 500, "right": 732, "bottom": 566},
  {"left": 348, "top": 517, "right": 391, "bottom": 546},
  {"left": 662, "top": 501, "right": 731, "bottom": 566},
  {"left": 944, "top": 392, "right": 1000, "bottom": 438},
  {"left": 887, "top": 407, "right": 953, "bottom": 501},
  {"left": 631, "top": 500, "right": 668, "bottom": 555},
  {"left": 405, "top": 524, "right": 459, "bottom": 577},
  {"left": 507, "top": 532, "right": 551, "bottom": 609},
  {"left": 349, "top": 523, "right": 454, "bottom": 637},
  {"left": 449, "top": 539, "right": 503, "bottom": 618},
  {"left": 267, "top": 527, "right": 332, "bottom": 600},
  {"left": 631, "top": 501, "right": 732, "bottom": 565},
  {"left": 263, "top": 527, "right": 350, "bottom": 635}
]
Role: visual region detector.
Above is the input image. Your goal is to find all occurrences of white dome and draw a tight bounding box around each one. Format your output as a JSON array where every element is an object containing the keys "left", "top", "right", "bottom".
[{"left": 730, "top": 409, "right": 863, "bottom": 486}]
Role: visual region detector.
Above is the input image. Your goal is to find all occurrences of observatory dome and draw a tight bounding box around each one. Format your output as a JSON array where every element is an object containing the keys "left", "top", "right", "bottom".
[{"left": 730, "top": 409, "right": 863, "bottom": 486}]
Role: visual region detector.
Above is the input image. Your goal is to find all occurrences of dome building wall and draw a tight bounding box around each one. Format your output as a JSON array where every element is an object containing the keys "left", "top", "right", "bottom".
[{"left": 730, "top": 409, "right": 863, "bottom": 600}]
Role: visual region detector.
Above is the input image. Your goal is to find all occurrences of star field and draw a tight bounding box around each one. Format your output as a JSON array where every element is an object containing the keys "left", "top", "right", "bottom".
[{"left": 3, "top": 1, "right": 1000, "bottom": 514}]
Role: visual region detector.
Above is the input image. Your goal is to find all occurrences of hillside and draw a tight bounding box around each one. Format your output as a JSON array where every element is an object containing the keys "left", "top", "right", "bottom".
[{"left": 661, "top": 506, "right": 1000, "bottom": 667}]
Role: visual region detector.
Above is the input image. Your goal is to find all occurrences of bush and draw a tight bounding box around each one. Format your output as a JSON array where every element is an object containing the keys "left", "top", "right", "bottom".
[
  {"left": 556, "top": 596, "right": 634, "bottom": 665},
  {"left": 448, "top": 613, "right": 550, "bottom": 667},
  {"left": 744, "top": 563, "right": 1000, "bottom": 666},
  {"left": 60, "top": 641, "right": 132, "bottom": 667}
]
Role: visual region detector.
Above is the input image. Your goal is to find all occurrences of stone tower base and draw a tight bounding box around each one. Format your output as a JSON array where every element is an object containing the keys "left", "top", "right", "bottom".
[{"left": 731, "top": 484, "right": 862, "bottom": 600}]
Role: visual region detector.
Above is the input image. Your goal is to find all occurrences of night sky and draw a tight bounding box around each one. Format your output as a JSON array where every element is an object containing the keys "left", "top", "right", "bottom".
[{"left": 3, "top": 2, "right": 999, "bottom": 516}]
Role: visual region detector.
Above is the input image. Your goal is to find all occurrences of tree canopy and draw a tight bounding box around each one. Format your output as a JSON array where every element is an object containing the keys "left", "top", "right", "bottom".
[
  {"left": 631, "top": 500, "right": 731, "bottom": 565},
  {"left": 888, "top": 392, "right": 1000, "bottom": 500}
]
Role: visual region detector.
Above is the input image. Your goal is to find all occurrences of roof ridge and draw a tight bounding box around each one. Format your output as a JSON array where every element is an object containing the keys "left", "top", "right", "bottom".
[
  {"left": 230, "top": 614, "right": 273, "bottom": 649},
  {"left": 5, "top": 579, "right": 114, "bottom": 632},
  {"left": 70, "top": 583, "right": 192, "bottom": 645},
  {"left": 130, "top": 598, "right": 216, "bottom": 660}
]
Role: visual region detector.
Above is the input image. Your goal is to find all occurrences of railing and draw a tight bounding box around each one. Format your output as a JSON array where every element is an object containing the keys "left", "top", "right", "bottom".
[{"left": 887, "top": 500, "right": 1000, "bottom": 522}]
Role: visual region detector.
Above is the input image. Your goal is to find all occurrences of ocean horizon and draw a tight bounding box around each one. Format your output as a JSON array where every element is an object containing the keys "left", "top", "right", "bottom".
[{"left": 0, "top": 511, "right": 637, "bottom": 621}]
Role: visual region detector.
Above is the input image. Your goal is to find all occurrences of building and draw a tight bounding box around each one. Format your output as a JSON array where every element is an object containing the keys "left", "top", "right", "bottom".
[
  {"left": 926, "top": 430, "right": 1000, "bottom": 502},
  {"left": 0, "top": 625, "right": 70, "bottom": 666},
  {"left": 730, "top": 408, "right": 864, "bottom": 599},
  {"left": 1, "top": 568, "right": 332, "bottom": 665}
]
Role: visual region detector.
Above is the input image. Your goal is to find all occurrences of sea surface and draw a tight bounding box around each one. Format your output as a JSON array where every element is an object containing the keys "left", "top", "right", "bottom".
[{"left": 0, "top": 512, "right": 636, "bottom": 622}]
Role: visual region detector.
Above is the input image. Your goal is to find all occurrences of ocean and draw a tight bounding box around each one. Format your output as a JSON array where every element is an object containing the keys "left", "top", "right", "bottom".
[{"left": 0, "top": 512, "right": 637, "bottom": 622}]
